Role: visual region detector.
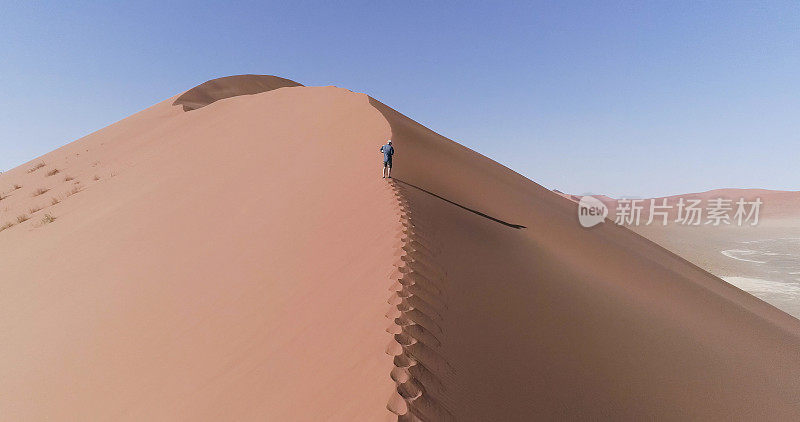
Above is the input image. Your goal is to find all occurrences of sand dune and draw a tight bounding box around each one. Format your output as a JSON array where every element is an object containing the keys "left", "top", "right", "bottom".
[{"left": 1, "top": 75, "right": 799, "bottom": 420}]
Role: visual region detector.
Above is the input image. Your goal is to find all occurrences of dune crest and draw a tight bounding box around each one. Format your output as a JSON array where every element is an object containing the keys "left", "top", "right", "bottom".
[{"left": 385, "top": 181, "right": 455, "bottom": 421}]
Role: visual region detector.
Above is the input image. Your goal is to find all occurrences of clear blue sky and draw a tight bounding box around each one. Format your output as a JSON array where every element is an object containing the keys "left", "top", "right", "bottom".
[{"left": 1, "top": 1, "right": 798, "bottom": 197}]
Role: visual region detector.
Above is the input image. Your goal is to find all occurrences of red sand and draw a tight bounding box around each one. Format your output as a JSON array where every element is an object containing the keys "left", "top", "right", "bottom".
[{"left": 1, "top": 75, "right": 799, "bottom": 420}]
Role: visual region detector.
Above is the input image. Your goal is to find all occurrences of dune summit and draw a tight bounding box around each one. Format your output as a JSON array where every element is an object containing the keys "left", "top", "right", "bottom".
[
  {"left": 1, "top": 75, "right": 799, "bottom": 420},
  {"left": 172, "top": 74, "right": 303, "bottom": 111}
]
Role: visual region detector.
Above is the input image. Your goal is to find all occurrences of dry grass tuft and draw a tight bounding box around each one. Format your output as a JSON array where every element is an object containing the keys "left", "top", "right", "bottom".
[
  {"left": 27, "top": 162, "right": 46, "bottom": 173},
  {"left": 65, "top": 186, "right": 83, "bottom": 197},
  {"left": 0, "top": 222, "right": 13, "bottom": 232},
  {"left": 41, "top": 214, "right": 56, "bottom": 224},
  {"left": 46, "top": 168, "right": 60, "bottom": 177},
  {"left": 32, "top": 187, "right": 49, "bottom": 197},
  {"left": 51, "top": 197, "right": 60, "bottom": 205},
  {"left": 29, "top": 205, "right": 42, "bottom": 214},
  {"left": 12, "top": 184, "right": 22, "bottom": 190},
  {"left": 16, "top": 214, "right": 29, "bottom": 223},
  {"left": 64, "top": 175, "right": 74, "bottom": 181}
]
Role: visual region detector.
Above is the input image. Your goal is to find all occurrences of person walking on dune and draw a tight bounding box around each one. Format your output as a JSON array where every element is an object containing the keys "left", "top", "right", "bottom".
[{"left": 380, "top": 140, "right": 394, "bottom": 178}]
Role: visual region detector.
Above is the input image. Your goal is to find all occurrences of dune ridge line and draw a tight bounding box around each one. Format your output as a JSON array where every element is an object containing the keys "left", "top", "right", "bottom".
[{"left": 385, "top": 180, "right": 456, "bottom": 421}]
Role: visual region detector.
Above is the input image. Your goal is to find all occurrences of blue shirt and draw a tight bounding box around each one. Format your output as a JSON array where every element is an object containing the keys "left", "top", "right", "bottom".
[{"left": 380, "top": 144, "right": 394, "bottom": 161}]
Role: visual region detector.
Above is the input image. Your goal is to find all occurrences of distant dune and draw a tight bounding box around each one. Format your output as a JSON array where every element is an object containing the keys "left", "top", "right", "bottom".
[
  {"left": 2, "top": 75, "right": 799, "bottom": 420},
  {"left": 172, "top": 74, "right": 303, "bottom": 111}
]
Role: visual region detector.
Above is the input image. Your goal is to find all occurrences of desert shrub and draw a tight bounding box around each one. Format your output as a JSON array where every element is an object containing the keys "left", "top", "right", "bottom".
[
  {"left": 65, "top": 186, "right": 83, "bottom": 197},
  {"left": 32, "top": 187, "right": 49, "bottom": 197},
  {"left": 27, "top": 162, "right": 46, "bottom": 173}
]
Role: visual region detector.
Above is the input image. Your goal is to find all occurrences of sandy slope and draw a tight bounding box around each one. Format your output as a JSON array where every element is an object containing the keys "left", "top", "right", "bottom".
[
  {"left": 0, "top": 81, "right": 398, "bottom": 420},
  {"left": 1, "top": 75, "right": 799, "bottom": 420},
  {"left": 374, "top": 99, "right": 800, "bottom": 420}
]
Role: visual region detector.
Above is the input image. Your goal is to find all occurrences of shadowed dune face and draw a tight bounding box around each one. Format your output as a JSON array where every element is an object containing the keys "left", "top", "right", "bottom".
[
  {"left": 172, "top": 74, "right": 303, "bottom": 111},
  {"left": 1, "top": 75, "right": 800, "bottom": 420},
  {"left": 371, "top": 98, "right": 800, "bottom": 419}
]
